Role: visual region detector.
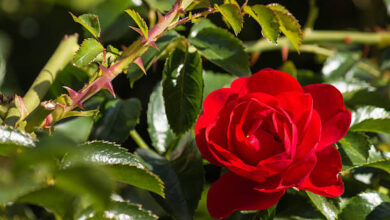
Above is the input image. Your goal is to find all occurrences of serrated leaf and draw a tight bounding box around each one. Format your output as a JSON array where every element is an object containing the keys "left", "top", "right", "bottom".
[
  {"left": 306, "top": 191, "right": 339, "bottom": 220},
  {"left": 243, "top": 5, "right": 279, "bottom": 43},
  {"left": 17, "top": 186, "right": 78, "bottom": 219},
  {"left": 322, "top": 52, "right": 360, "bottom": 80},
  {"left": 350, "top": 106, "right": 390, "bottom": 134},
  {"left": 189, "top": 19, "right": 216, "bottom": 38},
  {"left": 186, "top": 0, "right": 210, "bottom": 11},
  {"left": 54, "top": 116, "right": 94, "bottom": 144},
  {"left": 0, "top": 126, "right": 35, "bottom": 147},
  {"left": 127, "top": 31, "right": 181, "bottom": 87},
  {"left": 339, "top": 191, "right": 390, "bottom": 220},
  {"left": 77, "top": 200, "right": 158, "bottom": 220},
  {"left": 125, "top": 9, "right": 149, "bottom": 40},
  {"left": 147, "top": 83, "right": 176, "bottom": 154},
  {"left": 63, "top": 141, "right": 165, "bottom": 197},
  {"left": 215, "top": 3, "right": 243, "bottom": 35},
  {"left": 267, "top": 4, "right": 302, "bottom": 52},
  {"left": 162, "top": 47, "right": 203, "bottom": 134},
  {"left": 70, "top": 13, "right": 101, "bottom": 39},
  {"left": 92, "top": 98, "right": 141, "bottom": 143},
  {"left": 189, "top": 27, "right": 251, "bottom": 76},
  {"left": 73, "top": 38, "right": 104, "bottom": 67}
]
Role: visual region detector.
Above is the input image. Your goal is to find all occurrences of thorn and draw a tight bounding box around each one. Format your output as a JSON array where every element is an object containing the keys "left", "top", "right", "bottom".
[
  {"left": 149, "top": 41, "right": 160, "bottom": 51},
  {"left": 281, "top": 46, "right": 289, "bottom": 62},
  {"left": 43, "top": 114, "right": 53, "bottom": 129},
  {"left": 103, "top": 81, "right": 116, "bottom": 98},
  {"left": 157, "top": 11, "right": 164, "bottom": 22},
  {"left": 250, "top": 52, "right": 261, "bottom": 67},
  {"left": 15, "top": 95, "right": 28, "bottom": 119},
  {"left": 129, "top": 26, "right": 144, "bottom": 37},
  {"left": 63, "top": 86, "right": 79, "bottom": 99},
  {"left": 134, "top": 57, "right": 146, "bottom": 75}
]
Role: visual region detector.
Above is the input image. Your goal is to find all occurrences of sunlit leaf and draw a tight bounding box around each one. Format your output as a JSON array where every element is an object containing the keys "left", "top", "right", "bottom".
[
  {"left": 350, "top": 106, "right": 390, "bottom": 134},
  {"left": 215, "top": 3, "right": 243, "bottom": 35},
  {"left": 70, "top": 13, "right": 101, "bottom": 39},
  {"left": 73, "top": 38, "right": 104, "bottom": 67},
  {"left": 125, "top": 9, "right": 149, "bottom": 40},
  {"left": 306, "top": 192, "right": 339, "bottom": 220},
  {"left": 243, "top": 5, "right": 279, "bottom": 43}
]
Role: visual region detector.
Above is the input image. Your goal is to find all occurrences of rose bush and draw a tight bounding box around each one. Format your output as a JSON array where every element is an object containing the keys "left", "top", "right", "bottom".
[{"left": 195, "top": 68, "right": 351, "bottom": 219}]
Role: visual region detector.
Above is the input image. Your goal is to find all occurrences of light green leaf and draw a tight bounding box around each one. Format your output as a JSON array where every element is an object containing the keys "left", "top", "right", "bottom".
[
  {"left": 267, "top": 4, "right": 302, "bottom": 51},
  {"left": 243, "top": 5, "right": 280, "bottom": 43},
  {"left": 70, "top": 13, "right": 101, "bottom": 39},
  {"left": 162, "top": 47, "right": 203, "bottom": 134},
  {"left": 125, "top": 9, "right": 149, "bottom": 40},
  {"left": 147, "top": 83, "right": 176, "bottom": 154},
  {"left": 350, "top": 106, "right": 390, "bottom": 134},
  {"left": 73, "top": 38, "right": 104, "bottom": 67},
  {"left": 189, "top": 27, "right": 251, "bottom": 76},
  {"left": 215, "top": 3, "right": 243, "bottom": 35},
  {"left": 306, "top": 191, "right": 339, "bottom": 220},
  {"left": 92, "top": 98, "right": 141, "bottom": 143},
  {"left": 63, "top": 141, "right": 165, "bottom": 197}
]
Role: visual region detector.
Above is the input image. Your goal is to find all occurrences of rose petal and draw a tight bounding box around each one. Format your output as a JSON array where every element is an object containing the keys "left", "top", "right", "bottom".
[
  {"left": 207, "top": 172, "right": 285, "bottom": 219},
  {"left": 231, "top": 77, "right": 249, "bottom": 92},
  {"left": 246, "top": 69, "right": 304, "bottom": 96},
  {"left": 298, "top": 145, "right": 344, "bottom": 197},
  {"left": 304, "top": 84, "right": 351, "bottom": 150},
  {"left": 276, "top": 92, "right": 313, "bottom": 126},
  {"left": 295, "top": 110, "right": 322, "bottom": 160}
]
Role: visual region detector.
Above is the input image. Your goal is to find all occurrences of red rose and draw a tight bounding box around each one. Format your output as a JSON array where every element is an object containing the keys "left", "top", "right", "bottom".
[{"left": 195, "top": 69, "right": 351, "bottom": 219}]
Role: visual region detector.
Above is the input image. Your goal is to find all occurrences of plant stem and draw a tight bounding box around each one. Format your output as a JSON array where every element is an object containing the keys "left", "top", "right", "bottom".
[
  {"left": 5, "top": 34, "right": 79, "bottom": 126},
  {"left": 130, "top": 130, "right": 151, "bottom": 150},
  {"left": 245, "top": 30, "right": 390, "bottom": 54}
]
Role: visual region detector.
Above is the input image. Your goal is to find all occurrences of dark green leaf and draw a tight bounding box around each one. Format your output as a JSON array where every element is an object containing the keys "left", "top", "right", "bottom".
[
  {"left": 147, "top": 83, "right": 176, "bottom": 154},
  {"left": 54, "top": 117, "right": 94, "bottom": 144},
  {"left": 17, "top": 186, "right": 78, "bottom": 219},
  {"left": 162, "top": 47, "right": 203, "bottom": 134},
  {"left": 63, "top": 141, "right": 165, "bottom": 197},
  {"left": 137, "top": 148, "right": 192, "bottom": 220},
  {"left": 267, "top": 4, "right": 302, "bottom": 51},
  {"left": 77, "top": 200, "right": 158, "bottom": 220},
  {"left": 244, "top": 5, "right": 280, "bottom": 43},
  {"left": 306, "top": 192, "right": 339, "bottom": 220},
  {"left": 73, "top": 38, "right": 104, "bottom": 67},
  {"left": 339, "top": 191, "right": 390, "bottom": 220},
  {"left": 92, "top": 98, "right": 141, "bottom": 143},
  {"left": 189, "top": 19, "right": 216, "bottom": 38},
  {"left": 170, "top": 132, "right": 205, "bottom": 216},
  {"left": 203, "top": 71, "right": 236, "bottom": 100},
  {"left": 128, "top": 31, "right": 181, "bottom": 87},
  {"left": 215, "top": 3, "right": 243, "bottom": 35},
  {"left": 189, "top": 27, "right": 251, "bottom": 76},
  {"left": 280, "top": 61, "right": 298, "bottom": 78},
  {"left": 70, "top": 13, "right": 101, "bottom": 39}
]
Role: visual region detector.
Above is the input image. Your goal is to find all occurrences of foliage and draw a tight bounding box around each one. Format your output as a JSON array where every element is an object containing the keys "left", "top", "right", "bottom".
[{"left": 0, "top": 0, "right": 390, "bottom": 219}]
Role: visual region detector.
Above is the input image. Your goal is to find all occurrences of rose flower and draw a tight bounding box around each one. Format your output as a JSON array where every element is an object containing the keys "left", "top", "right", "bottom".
[{"left": 195, "top": 69, "right": 351, "bottom": 219}]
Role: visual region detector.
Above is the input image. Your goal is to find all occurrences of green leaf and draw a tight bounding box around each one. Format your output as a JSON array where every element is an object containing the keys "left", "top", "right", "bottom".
[
  {"left": 17, "top": 186, "right": 78, "bottom": 219},
  {"left": 127, "top": 31, "right": 181, "bottom": 87},
  {"left": 55, "top": 165, "right": 114, "bottom": 211},
  {"left": 186, "top": 0, "right": 210, "bottom": 11},
  {"left": 92, "top": 98, "right": 141, "bottom": 143},
  {"left": 162, "top": 47, "right": 203, "bottom": 134},
  {"left": 203, "top": 71, "right": 236, "bottom": 100},
  {"left": 189, "top": 19, "right": 216, "bottom": 38},
  {"left": 280, "top": 61, "right": 298, "bottom": 78},
  {"left": 350, "top": 106, "right": 390, "bottom": 134},
  {"left": 70, "top": 13, "right": 101, "bottom": 39},
  {"left": 339, "top": 191, "right": 390, "bottom": 220},
  {"left": 170, "top": 132, "right": 205, "bottom": 216},
  {"left": 137, "top": 148, "right": 192, "bottom": 220},
  {"left": 73, "top": 38, "right": 104, "bottom": 67},
  {"left": 267, "top": 4, "right": 302, "bottom": 52},
  {"left": 63, "top": 141, "right": 165, "bottom": 197},
  {"left": 147, "top": 83, "right": 176, "bottom": 154},
  {"left": 189, "top": 27, "right": 251, "bottom": 76},
  {"left": 322, "top": 52, "right": 360, "bottom": 80},
  {"left": 77, "top": 200, "right": 158, "bottom": 220},
  {"left": 338, "top": 131, "right": 390, "bottom": 173},
  {"left": 383, "top": 0, "right": 390, "bottom": 15},
  {"left": 243, "top": 5, "right": 280, "bottom": 43},
  {"left": 125, "top": 9, "right": 149, "bottom": 40},
  {"left": 0, "top": 126, "right": 35, "bottom": 156},
  {"left": 306, "top": 192, "right": 339, "bottom": 220},
  {"left": 144, "top": 0, "right": 175, "bottom": 11},
  {"left": 215, "top": 3, "right": 243, "bottom": 35},
  {"left": 54, "top": 117, "right": 94, "bottom": 144}
]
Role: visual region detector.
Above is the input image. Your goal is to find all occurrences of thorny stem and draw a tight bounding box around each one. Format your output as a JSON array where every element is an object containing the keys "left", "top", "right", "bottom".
[
  {"left": 245, "top": 30, "right": 390, "bottom": 55},
  {"left": 4, "top": 34, "right": 79, "bottom": 126}
]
